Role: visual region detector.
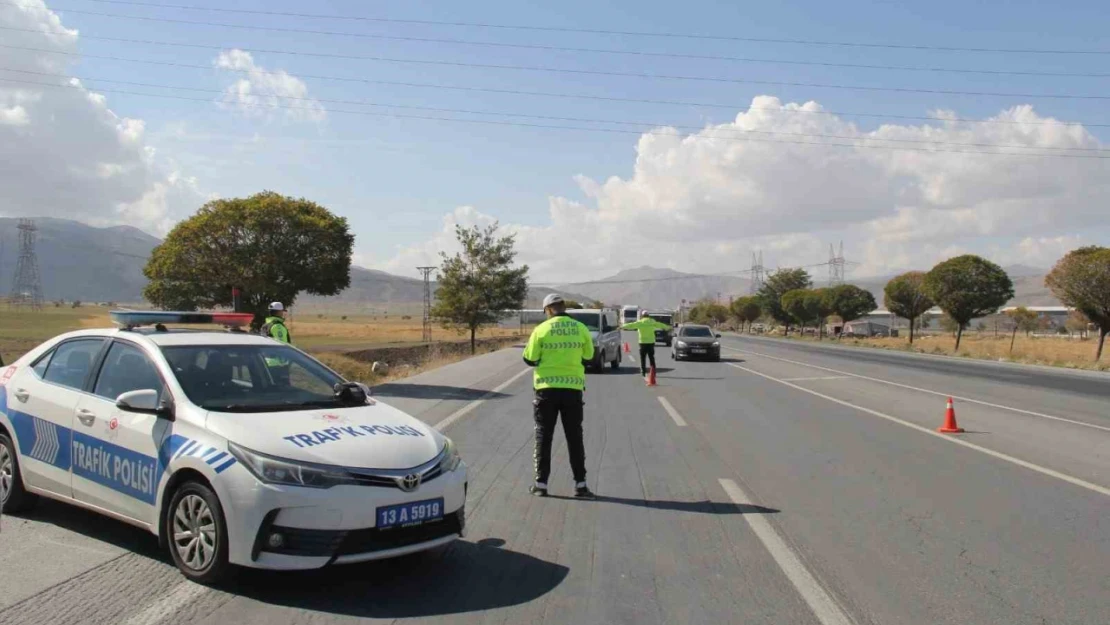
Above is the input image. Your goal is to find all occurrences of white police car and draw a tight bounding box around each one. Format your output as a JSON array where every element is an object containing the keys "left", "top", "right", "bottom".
[{"left": 0, "top": 311, "right": 467, "bottom": 583}]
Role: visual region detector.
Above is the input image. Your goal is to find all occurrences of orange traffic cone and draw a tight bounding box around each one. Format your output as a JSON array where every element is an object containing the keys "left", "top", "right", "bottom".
[
  {"left": 646, "top": 365, "right": 657, "bottom": 387},
  {"left": 937, "top": 397, "right": 964, "bottom": 433},
  {"left": 623, "top": 342, "right": 631, "bottom": 354}
]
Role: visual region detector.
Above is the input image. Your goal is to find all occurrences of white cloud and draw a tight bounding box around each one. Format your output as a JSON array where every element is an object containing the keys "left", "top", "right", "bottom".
[
  {"left": 214, "top": 49, "right": 326, "bottom": 123},
  {"left": 0, "top": 1, "right": 205, "bottom": 234},
  {"left": 380, "top": 96, "right": 1109, "bottom": 283}
]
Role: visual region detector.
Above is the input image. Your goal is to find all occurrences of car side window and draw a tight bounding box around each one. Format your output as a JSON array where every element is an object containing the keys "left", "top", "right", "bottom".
[
  {"left": 31, "top": 349, "right": 54, "bottom": 378},
  {"left": 42, "top": 339, "right": 104, "bottom": 390},
  {"left": 93, "top": 341, "right": 165, "bottom": 402}
]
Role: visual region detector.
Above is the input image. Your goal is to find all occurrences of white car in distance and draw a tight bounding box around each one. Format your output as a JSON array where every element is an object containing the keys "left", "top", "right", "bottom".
[{"left": 0, "top": 311, "right": 467, "bottom": 583}]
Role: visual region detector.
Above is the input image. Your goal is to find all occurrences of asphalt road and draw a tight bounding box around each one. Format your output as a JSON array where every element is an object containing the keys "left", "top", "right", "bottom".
[{"left": 2, "top": 333, "right": 1109, "bottom": 624}]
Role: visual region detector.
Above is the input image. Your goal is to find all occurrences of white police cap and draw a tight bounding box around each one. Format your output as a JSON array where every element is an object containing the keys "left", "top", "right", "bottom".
[{"left": 542, "top": 293, "right": 564, "bottom": 308}]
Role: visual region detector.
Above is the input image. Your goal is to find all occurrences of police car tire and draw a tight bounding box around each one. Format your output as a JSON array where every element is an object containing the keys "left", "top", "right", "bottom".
[
  {"left": 166, "top": 481, "right": 231, "bottom": 584},
  {"left": 610, "top": 356, "right": 620, "bottom": 370},
  {"left": 0, "top": 432, "right": 37, "bottom": 513}
]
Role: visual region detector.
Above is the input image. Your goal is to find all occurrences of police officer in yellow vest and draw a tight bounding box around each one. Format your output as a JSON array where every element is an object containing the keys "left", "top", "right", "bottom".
[
  {"left": 522, "top": 294, "right": 595, "bottom": 499},
  {"left": 622, "top": 310, "right": 671, "bottom": 376},
  {"left": 261, "top": 302, "right": 292, "bottom": 384}
]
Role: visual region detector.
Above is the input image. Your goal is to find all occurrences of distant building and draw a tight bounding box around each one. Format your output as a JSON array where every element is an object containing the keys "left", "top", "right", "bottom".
[{"left": 840, "top": 319, "right": 891, "bottom": 337}]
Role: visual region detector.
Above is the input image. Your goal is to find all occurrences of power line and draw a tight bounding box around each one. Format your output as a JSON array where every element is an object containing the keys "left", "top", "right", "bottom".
[
  {"left": 4, "top": 42, "right": 1108, "bottom": 129},
  {"left": 5, "top": 27, "right": 1110, "bottom": 101},
  {"left": 4, "top": 69, "right": 1106, "bottom": 154},
  {"left": 534, "top": 261, "right": 850, "bottom": 287},
  {"left": 32, "top": 0, "right": 1110, "bottom": 56},
  {"left": 5, "top": 75, "right": 1108, "bottom": 159},
  {"left": 3, "top": 3, "right": 1108, "bottom": 78}
]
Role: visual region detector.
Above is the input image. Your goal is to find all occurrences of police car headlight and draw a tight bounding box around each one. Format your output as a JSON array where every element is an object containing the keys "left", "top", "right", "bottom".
[
  {"left": 676, "top": 341, "right": 688, "bottom": 348},
  {"left": 438, "top": 437, "right": 462, "bottom": 473},
  {"left": 228, "top": 443, "right": 355, "bottom": 489},
  {"left": 712, "top": 341, "right": 720, "bottom": 347}
]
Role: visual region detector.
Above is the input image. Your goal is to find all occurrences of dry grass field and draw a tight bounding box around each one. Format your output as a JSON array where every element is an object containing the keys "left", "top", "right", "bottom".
[
  {"left": 779, "top": 332, "right": 1110, "bottom": 372},
  {"left": 0, "top": 305, "right": 529, "bottom": 382}
]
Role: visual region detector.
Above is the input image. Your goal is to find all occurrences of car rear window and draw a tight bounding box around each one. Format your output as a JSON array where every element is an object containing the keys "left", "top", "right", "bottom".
[{"left": 566, "top": 312, "right": 600, "bottom": 331}]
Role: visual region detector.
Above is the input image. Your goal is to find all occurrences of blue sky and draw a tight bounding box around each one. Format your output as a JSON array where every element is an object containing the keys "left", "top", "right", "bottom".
[{"left": 2, "top": 0, "right": 1108, "bottom": 283}]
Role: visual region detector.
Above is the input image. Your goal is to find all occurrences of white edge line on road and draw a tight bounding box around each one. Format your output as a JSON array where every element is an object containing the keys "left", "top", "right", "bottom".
[
  {"left": 121, "top": 581, "right": 208, "bottom": 625},
  {"left": 780, "top": 376, "right": 851, "bottom": 382},
  {"left": 657, "top": 396, "right": 687, "bottom": 427},
  {"left": 434, "top": 368, "right": 531, "bottom": 432},
  {"left": 726, "top": 346, "right": 1110, "bottom": 434},
  {"left": 718, "top": 478, "right": 854, "bottom": 625},
  {"left": 728, "top": 363, "right": 1110, "bottom": 499}
]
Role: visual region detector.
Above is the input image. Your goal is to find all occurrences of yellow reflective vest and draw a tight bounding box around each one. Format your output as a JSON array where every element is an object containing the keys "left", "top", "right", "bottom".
[
  {"left": 522, "top": 314, "right": 595, "bottom": 391},
  {"left": 621, "top": 318, "right": 671, "bottom": 345}
]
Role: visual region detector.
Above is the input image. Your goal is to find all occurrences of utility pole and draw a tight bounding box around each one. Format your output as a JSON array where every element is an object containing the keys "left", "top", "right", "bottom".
[
  {"left": 9, "top": 219, "right": 43, "bottom": 310},
  {"left": 417, "top": 266, "right": 435, "bottom": 343}
]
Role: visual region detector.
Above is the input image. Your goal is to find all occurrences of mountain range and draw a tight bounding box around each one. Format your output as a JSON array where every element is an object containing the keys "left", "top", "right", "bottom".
[
  {"left": 0, "top": 218, "right": 1060, "bottom": 308},
  {"left": 0, "top": 218, "right": 589, "bottom": 306}
]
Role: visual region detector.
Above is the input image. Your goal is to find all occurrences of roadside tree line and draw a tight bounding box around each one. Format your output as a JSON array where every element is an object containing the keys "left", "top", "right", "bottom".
[{"left": 140, "top": 192, "right": 1110, "bottom": 361}]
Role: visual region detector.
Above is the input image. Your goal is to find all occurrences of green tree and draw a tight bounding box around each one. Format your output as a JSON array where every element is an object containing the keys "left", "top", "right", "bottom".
[
  {"left": 1005, "top": 306, "right": 1039, "bottom": 353},
  {"left": 1065, "top": 310, "right": 1091, "bottom": 338},
  {"left": 730, "top": 296, "right": 762, "bottom": 333},
  {"left": 590, "top": 300, "right": 605, "bottom": 309},
  {"left": 780, "top": 288, "right": 810, "bottom": 331},
  {"left": 883, "top": 271, "right": 934, "bottom": 344},
  {"left": 939, "top": 314, "right": 960, "bottom": 336},
  {"left": 825, "top": 284, "right": 877, "bottom": 340},
  {"left": 924, "top": 255, "right": 1014, "bottom": 351},
  {"left": 563, "top": 299, "right": 583, "bottom": 309},
  {"left": 757, "top": 268, "right": 812, "bottom": 331},
  {"left": 808, "top": 288, "right": 834, "bottom": 338},
  {"left": 431, "top": 223, "right": 529, "bottom": 354},
  {"left": 1045, "top": 246, "right": 1110, "bottom": 361},
  {"left": 143, "top": 191, "right": 353, "bottom": 327},
  {"left": 689, "top": 299, "right": 729, "bottom": 326}
]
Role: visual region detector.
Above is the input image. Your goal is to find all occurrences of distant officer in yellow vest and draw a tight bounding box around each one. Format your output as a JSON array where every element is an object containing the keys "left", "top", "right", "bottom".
[
  {"left": 622, "top": 310, "right": 670, "bottom": 376},
  {"left": 261, "top": 302, "right": 291, "bottom": 384},
  {"left": 522, "top": 294, "right": 595, "bottom": 499}
]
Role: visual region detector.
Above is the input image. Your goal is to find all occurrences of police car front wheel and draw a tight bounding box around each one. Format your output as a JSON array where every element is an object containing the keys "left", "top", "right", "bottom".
[
  {"left": 166, "top": 481, "right": 231, "bottom": 584},
  {"left": 0, "top": 432, "right": 37, "bottom": 513}
]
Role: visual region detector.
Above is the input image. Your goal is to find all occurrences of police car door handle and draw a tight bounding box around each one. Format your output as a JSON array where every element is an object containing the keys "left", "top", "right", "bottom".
[
  {"left": 76, "top": 409, "right": 96, "bottom": 426},
  {"left": 13, "top": 388, "right": 29, "bottom": 402}
]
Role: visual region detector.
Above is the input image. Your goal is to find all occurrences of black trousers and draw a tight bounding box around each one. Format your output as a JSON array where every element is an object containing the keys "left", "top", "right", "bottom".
[
  {"left": 533, "top": 388, "right": 587, "bottom": 484},
  {"left": 639, "top": 343, "right": 656, "bottom": 373}
]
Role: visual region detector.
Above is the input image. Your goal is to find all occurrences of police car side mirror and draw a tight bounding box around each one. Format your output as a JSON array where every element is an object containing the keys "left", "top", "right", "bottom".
[{"left": 117, "top": 389, "right": 174, "bottom": 419}]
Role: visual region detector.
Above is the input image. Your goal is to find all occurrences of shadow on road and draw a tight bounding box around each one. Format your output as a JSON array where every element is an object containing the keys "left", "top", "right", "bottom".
[
  {"left": 10, "top": 498, "right": 162, "bottom": 558},
  {"left": 225, "top": 539, "right": 569, "bottom": 619},
  {"left": 547, "top": 494, "right": 779, "bottom": 515},
  {"left": 13, "top": 502, "right": 566, "bottom": 618},
  {"left": 371, "top": 383, "right": 509, "bottom": 401},
  {"left": 595, "top": 367, "right": 647, "bottom": 376}
]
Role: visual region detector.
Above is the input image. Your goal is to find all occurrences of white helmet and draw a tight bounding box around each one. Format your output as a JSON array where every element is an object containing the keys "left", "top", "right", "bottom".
[{"left": 269, "top": 302, "right": 285, "bottom": 312}]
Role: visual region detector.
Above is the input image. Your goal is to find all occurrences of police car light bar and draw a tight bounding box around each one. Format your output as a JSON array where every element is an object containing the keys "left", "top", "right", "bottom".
[{"left": 110, "top": 311, "right": 255, "bottom": 329}]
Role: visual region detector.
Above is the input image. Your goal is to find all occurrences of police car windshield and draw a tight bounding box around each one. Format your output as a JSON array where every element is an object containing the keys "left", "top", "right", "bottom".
[
  {"left": 161, "top": 345, "right": 347, "bottom": 412},
  {"left": 566, "top": 311, "right": 601, "bottom": 331},
  {"left": 681, "top": 326, "right": 713, "bottom": 337}
]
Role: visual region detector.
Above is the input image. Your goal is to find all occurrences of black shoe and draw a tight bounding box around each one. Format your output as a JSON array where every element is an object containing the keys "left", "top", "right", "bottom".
[
  {"left": 574, "top": 485, "right": 596, "bottom": 499},
  {"left": 529, "top": 485, "right": 548, "bottom": 497}
]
